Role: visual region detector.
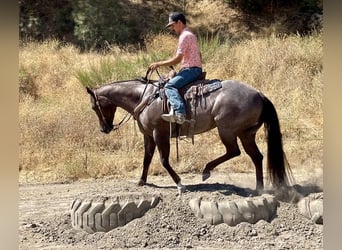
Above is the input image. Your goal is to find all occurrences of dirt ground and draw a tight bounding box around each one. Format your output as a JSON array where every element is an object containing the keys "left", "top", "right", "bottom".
[{"left": 19, "top": 169, "right": 323, "bottom": 250}]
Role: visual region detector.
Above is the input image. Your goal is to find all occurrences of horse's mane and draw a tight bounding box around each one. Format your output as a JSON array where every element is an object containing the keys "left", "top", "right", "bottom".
[{"left": 96, "top": 77, "right": 157, "bottom": 89}]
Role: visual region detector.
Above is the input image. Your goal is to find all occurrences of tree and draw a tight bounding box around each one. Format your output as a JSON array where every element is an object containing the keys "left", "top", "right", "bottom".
[{"left": 19, "top": 0, "right": 75, "bottom": 42}]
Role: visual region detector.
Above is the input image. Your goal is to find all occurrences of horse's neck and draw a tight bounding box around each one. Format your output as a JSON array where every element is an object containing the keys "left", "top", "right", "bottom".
[{"left": 102, "top": 80, "right": 146, "bottom": 113}]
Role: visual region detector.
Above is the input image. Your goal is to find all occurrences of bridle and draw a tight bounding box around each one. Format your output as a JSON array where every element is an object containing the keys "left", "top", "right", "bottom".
[
  {"left": 93, "top": 90, "right": 132, "bottom": 132},
  {"left": 92, "top": 67, "right": 170, "bottom": 132},
  {"left": 93, "top": 90, "right": 108, "bottom": 126}
]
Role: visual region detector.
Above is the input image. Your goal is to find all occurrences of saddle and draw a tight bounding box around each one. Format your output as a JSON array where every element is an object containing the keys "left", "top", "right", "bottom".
[
  {"left": 159, "top": 72, "right": 223, "bottom": 142},
  {"left": 133, "top": 71, "right": 222, "bottom": 143}
]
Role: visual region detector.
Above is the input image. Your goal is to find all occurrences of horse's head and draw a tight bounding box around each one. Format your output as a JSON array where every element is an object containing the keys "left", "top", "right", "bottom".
[{"left": 86, "top": 87, "right": 116, "bottom": 134}]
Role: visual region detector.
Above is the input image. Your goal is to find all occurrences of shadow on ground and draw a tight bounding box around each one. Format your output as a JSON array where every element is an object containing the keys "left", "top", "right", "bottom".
[
  {"left": 145, "top": 182, "right": 323, "bottom": 203},
  {"left": 145, "top": 182, "right": 257, "bottom": 197}
]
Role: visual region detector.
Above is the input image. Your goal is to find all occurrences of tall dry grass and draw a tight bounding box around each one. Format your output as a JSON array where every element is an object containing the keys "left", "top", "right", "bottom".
[{"left": 19, "top": 31, "right": 322, "bottom": 184}]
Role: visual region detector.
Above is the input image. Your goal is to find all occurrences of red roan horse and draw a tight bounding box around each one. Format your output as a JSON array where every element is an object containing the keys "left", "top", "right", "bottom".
[{"left": 86, "top": 71, "right": 292, "bottom": 193}]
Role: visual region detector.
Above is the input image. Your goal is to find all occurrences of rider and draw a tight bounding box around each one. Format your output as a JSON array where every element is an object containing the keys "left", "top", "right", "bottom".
[{"left": 149, "top": 12, "right": 203, "bottom": 124}]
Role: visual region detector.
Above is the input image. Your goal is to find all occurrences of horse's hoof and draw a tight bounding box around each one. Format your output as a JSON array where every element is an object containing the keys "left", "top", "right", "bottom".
[
  {"left": 202, "top": 171, "right": 211, "bottom": 181},
  {"left": 137, "top": 179, "right": 145, "bottom": 186},
  {"left": 256, "top": 187, "right": 265, "bottom": 196},
  {"left": 177, "top": 184, "right": 186, "bottom": 194}
]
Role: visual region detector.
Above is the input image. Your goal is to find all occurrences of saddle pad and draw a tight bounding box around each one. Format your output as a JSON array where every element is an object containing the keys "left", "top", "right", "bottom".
[{"left": 184, "top": 79, "right": 222, "bottom": 100}]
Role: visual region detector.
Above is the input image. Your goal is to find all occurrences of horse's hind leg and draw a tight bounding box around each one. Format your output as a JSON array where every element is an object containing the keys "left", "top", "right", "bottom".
[
  {"left": 202, "top": 130, "right": 241, "bottom": 181},
  {"left": 239, "top": 132, "right": 264, "bottom": 192},
  {"left": 138, "top": 134, "right": 156, "bottom": 186}
]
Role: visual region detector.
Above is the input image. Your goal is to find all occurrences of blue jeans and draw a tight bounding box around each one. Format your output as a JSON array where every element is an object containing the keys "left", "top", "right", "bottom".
[{"left": 165, "top": 67, "right": 202, "bottom": 115}]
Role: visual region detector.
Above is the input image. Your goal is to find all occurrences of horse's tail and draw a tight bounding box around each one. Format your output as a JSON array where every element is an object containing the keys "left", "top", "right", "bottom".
[{"left": 259, "top": 93, "right": 293, "bottom": 188}]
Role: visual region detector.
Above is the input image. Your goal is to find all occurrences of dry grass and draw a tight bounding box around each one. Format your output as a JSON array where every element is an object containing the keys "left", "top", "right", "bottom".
[{"left": 19, "top": 15, "right": 322, "bottom": 184}]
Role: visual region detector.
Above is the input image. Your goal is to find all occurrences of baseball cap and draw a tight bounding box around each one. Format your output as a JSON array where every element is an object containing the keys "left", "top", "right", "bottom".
[{"left": 165, "top": 12, "right": 186, "bottom": 28}]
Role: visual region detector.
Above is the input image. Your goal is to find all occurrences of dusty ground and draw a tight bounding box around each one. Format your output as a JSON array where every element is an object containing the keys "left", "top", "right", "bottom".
[{"left": 19, "top": 169, "right": 323, "bottom": 250}]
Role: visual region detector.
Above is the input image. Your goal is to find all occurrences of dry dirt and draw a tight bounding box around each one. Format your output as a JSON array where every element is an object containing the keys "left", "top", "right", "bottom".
[{"left": 19, "top": 169, "right": 323, "bottom": 250}]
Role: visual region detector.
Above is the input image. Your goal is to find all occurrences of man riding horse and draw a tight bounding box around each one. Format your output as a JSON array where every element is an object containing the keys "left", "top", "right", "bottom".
[
  {"left": 149, "top": 12, "right": 202, "bottom": 124},
  {"left": 86, "top": 12, "right": 292, "bottom": 194}
]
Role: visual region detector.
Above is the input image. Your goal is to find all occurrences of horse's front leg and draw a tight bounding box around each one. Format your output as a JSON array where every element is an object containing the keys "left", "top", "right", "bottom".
[
  {"left": 137, "top": 134, "right": 156, "bottom": 186},
  {"left": 154, "top": 131, "right": 185, "bottom": 193}
]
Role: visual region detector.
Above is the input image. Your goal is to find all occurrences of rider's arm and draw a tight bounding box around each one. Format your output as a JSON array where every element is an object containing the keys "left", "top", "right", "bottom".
[{"left": 149, "top": 53, "right": 183, "bottom": 70}]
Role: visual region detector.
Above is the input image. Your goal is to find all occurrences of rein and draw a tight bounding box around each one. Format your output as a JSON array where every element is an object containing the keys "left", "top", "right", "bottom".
[
  {"left": 93, "top": 71, "right": 155, "bottom": 132},
  {"left": 132, "top": 69, "right": 158, "bottom": 118},
  {"left": 113, "top": 112, "right": 132, "bottom": 131}
]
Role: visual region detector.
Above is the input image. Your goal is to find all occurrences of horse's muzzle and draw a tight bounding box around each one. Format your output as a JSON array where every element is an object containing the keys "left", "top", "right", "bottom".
[{"left": 101, "top": 124, "right": 113, "bottom": 134}]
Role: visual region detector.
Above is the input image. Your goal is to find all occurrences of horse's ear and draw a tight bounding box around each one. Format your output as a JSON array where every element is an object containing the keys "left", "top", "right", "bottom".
[
  {"left": 86, "top": 87, "right": 94, "bottom": 96},
  {"left": 86, "top": 87, "right": 97, "bottom": 101}
]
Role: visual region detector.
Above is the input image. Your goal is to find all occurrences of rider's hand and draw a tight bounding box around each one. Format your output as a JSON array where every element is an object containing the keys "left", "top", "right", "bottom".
[{"left": 149, "top": 62, "right": 160, "bottom": 71}]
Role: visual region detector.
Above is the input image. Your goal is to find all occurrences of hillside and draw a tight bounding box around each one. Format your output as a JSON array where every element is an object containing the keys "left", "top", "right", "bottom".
[
  {"left": 182, "top": 0, "right": 322, "bottom": 43},
  {"left": 19, "top": 0, "right": 323, "bottom": 50}
]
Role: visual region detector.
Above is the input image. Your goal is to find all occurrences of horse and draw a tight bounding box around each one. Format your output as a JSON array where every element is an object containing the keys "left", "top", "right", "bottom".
[{"left": 86, "top": 71, "right": 292, "bottom": 193}]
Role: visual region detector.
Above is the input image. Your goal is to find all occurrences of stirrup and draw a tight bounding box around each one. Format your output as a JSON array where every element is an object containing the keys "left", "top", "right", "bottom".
[{"left": 161, "top": 113, "right": 176, "bottom": 123}]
